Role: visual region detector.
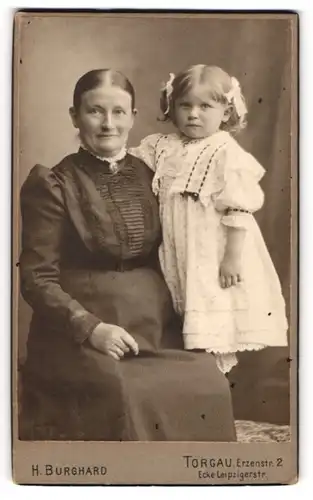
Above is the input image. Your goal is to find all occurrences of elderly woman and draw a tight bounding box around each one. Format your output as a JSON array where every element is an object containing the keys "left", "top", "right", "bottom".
[{"left": 19, "top": 69, "right": 236, "bottom": 441}]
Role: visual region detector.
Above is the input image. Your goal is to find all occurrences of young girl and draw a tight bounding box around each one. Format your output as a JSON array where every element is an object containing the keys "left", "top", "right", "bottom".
[{"left": 130, "top": 64, "right": 288, "bottom": 373}]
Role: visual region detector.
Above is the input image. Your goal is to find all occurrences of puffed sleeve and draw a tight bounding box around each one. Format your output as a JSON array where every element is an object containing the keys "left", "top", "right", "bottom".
[
  {"left": 129, "top": 133, "right": 163, "bottom": 172},
  {"left": 212, "top": 145, "right": 265, "bottom": 228},
  {"left": 19, "top": 165, "right": 102, "bottom": 343}
]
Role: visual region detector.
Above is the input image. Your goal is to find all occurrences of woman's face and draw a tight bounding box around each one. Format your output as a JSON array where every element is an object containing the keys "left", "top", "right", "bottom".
[{"left": 70, "top": 84, "right": 136, "bottom": 157}]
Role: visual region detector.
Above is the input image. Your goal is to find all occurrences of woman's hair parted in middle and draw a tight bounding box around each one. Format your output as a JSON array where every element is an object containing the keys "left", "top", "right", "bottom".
[
  {"left": 73, "top": 69, "right": 136, "bottom": 111},
  {"left": 159, "top": 64, "right": 247, "bottom": 134}
]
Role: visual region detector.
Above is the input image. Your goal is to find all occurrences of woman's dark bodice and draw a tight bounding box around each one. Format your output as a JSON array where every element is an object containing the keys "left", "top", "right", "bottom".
[
  {"left": 19, "top": 149, "right": 163, "bottom": 343},
  {"left": 52, "top": 148, "right": 162, "bottom": 270}
]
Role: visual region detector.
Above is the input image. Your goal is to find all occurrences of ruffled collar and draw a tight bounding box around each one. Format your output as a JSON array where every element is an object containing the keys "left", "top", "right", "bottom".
[
  {"left": 176, "top": 130, "right": 230, "bottom": 148},
  {"left": 80, "top": 144, "right": 127, "bottom": 174}
]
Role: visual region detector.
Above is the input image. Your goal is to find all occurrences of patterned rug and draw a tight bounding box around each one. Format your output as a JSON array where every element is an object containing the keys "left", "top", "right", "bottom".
[
  {"left": 235, "top": 420, "right": 291, "bottom": 443},
  {"left": 20, "top": 419, "right": 291, "bottom": 442}
]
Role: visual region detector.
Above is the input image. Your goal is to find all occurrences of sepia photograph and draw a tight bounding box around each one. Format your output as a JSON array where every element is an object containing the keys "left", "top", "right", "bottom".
[{"left": 12, "top": 11, "right": 298, "bottom": 485}]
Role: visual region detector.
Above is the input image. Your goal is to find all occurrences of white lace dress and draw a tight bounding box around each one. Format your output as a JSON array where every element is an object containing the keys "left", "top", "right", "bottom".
[{"left": 130, "top": 130, "right": 288, "bottom": 372}]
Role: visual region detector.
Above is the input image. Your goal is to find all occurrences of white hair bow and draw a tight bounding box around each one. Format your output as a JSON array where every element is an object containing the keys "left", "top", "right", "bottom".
[
  {"left": 161, "top": 73, "right": 175, "bottom": 115},
  {"left": 225, "top": 77, "right": 247, "bottom": 117}
]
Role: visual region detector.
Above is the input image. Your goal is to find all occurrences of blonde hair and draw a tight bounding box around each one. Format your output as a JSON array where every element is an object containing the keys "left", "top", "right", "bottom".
[{"left": 160, "top": 64, "right": 247, "bottom": 134}]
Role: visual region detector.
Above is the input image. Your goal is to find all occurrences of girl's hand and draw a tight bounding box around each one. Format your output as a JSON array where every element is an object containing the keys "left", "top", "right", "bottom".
[
  {"left": 89, "top": 322, "right": 139, "bottom": 360},
  {"left": 219, "top": 256, "right": 243, "bottom": 288},
  {"left": 220, "top": 226, "right": 246, "bottom": 288}
]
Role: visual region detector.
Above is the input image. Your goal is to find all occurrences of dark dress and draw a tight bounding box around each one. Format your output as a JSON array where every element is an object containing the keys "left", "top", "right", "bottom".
[{"left": 19, "top": 148, "right": 236, "bottom": 441}]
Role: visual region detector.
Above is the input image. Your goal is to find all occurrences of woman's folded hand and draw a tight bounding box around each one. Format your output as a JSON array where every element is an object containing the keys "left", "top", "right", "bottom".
[{"left": 89, "top": 322, "right": 139, "bottom": 360}]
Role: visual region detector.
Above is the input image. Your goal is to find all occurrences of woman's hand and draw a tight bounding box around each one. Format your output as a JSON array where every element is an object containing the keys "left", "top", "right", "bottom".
[
  {"left": 219, "top": 255, "right": 243, "bottom": 288},
  {"left": 89, "top": 322, "right": 139, "bottom": 360}
]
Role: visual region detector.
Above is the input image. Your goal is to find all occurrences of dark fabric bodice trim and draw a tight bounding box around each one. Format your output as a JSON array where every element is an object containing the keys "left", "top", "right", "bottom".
[
  {"left": 79, "top": 150, "right": 150, "bottom": 258},
  {"left": 52, "top": 149, "right": 161, "bottom": 261}
]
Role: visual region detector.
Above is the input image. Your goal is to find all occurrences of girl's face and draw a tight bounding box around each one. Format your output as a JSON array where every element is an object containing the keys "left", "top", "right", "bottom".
[
  {"left": 174, "top": 84, "right": 229, "bottom": 140},
  {"left": 70, "top": 84, "right": 136, "bottom": 157}
]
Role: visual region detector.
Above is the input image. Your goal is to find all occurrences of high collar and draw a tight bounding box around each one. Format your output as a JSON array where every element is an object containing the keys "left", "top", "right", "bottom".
[
  {"left": 79, "top": 145, "right": 127, "bottom": 173},
  {"left": 177, "top": 130, "right": 230, "bottom": 147}
]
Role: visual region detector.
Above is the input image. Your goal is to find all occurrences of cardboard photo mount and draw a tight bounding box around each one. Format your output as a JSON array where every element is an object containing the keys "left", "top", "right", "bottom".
[{"left": 12, "top": 10, "right": 298, "bottom": 485}]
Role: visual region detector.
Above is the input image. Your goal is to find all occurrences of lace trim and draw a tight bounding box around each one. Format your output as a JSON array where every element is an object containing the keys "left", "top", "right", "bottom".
[
  {"left": 151, "top": 131, "right": 231, "bottom": 205},
  {"left": 181, "top": 141, "right": 227, "bottom": 201},
  {"left": 80, "top": 144, "right": 127, "bottom": 165},
  {"left": 213, "top": 353, "right": 238, "bottom": 374},
  {"left": 208, "top": 344, "right": 266, "bottom": 374},
  {"left": 205, "top": 344, "right": 266, "bottom": 354},
  {"left": 151, "top": 135, "right": 168, "bottom": 196}
]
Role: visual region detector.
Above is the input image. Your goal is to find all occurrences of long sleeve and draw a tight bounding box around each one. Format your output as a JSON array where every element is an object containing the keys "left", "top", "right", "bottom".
[
  {"left": 19, "top": 165, "right": 101, "bottom": 343},
  {"left": 212, "top": 146, "right": 265, "bottom": 229}
]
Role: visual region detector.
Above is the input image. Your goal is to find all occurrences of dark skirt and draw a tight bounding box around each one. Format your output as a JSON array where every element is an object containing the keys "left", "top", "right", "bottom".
[{"left": 20, "top": 268, "right": 236, "bottom": 442}]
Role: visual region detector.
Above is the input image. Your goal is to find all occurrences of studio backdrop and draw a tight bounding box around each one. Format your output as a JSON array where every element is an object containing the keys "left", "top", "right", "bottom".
[{"left": 16, "top": 14, "right": 293, "bottom": 424}]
